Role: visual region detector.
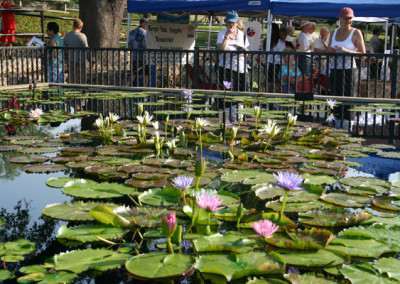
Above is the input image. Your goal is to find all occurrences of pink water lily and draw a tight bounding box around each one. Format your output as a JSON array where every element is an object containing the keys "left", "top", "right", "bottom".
[
  {"left": 196, "top": 190, "right": 224, "bottom": 212},
  {"left": 271, "top": 171, "right": 304, "bottom": 191},
  {"left": 162, "top": 211, "right": 177, "bottom": 238},
  {"left": 29, "top": 108, "right": 43, "bottom": 118},
  {"left": 250, "top": 219, "right": 279, "bottom": 238}
]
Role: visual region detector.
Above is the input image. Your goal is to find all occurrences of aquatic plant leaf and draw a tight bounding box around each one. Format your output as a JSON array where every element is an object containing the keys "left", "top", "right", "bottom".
[
  {"left": 341, "top": 177, "right": 391, "bottom": 194},
  {"left": 112, "top": 206, "right": 171, "bottom": 228},
  {"left": 340, "top": 264, "right": 396, "bottom": 284},
  {"left": 213, "top": 206, "right": 256, "bottom": 222},
  {"left": 266, "top": 200, "right": 333, "bottom": 213},
  {"left": 195, "top": 251, "right": 284, "bottom": 281},
  {"left": 42, "top": 202, "right": 120, "bottom": 221},
  {"left": 277, "top": 248, "right": 350, "bottom": 267},
  {"left": 21, "top": 164, "right": 68, "bottom": 174},
  {"left": 0, "top": 239, "right": 35, "bottom": 263},
  {"left": 56, "top": 224, "right": 126, "bottom": 246},
  {"left": 0, "top": 270, "right": 14, "bottom": 281},
  {"left": 372, "top": 197, "right": 400, "bottom": 212},
  {"left": 283, "top": 184, "right": 324, "bottom": 203},
  {"left": 0, "top": 145, "right": 22, "bottom": 152},
  {"left": 240, "top": 212, "right": 297, "bottom": 230},
  {"left": 376, "top": 151, "right": 400, "bottom": 159},
  {"left": 221, "top": 170, "right": 268, "bottom": 183},
  {"left": 62, "top": 179, "right": 137, "bottom": 199},
  {"left": 19, "top": 265, "right": 47, "bottom": 274},
  {"left": 193, "top": 232, "right": 264, "bottom": 253},
  {"left": 138, "top": 187, "right": 182, "bottom": 206},
  {"left": 20, "top": 147, "right": 58, "bottom": 154},
  {"left": 284, "top": 273, "right": 339, "bottom": 284},
  {"left": 131, "top": 173, "right": 170, "bottom": 180},
  {"left": 298, "top": 209, "right": 372, "bottom": 227},
  {"left": 339, "top": 227, "right": 400, "bottom": 249},
  {"left": 320, "top": 193, "right": 369, "bottom": 208},
  {"left": 327, "top": 237, "right": 393, "bottom": 258},
  {"left": 301, "top": 173, "right": 338, "bottom": 185},
  {"left": 374, "top": 258, "right": 400, "bottom": 282},
  {"left": 361, "top": 216, "right": 400, "bottom": 228},
  {"left": 265, "top": 228, "right": 334, "bottom": 250},
  {"left": 242, "top": 172, "right": 276, "bottom": 185},
  {"left": 125, "top": 252, "right": 196, "bottom": 281},
  {"left": 247, "top": 277, "right": 287, "bottom": 284},
  {"left": 45, "top": 177, "right": 92, "bottom": 188},
  {"left": 253, "top": 183, "right": 286, "bottom": 200},
  {"left": 54, "top": 248, "right": 130, "bottom": 273},
  {"left": 8, "top": 155, "right": 49, "bottom": 164},
  {"left": 125, "top": 178, "right": 169, "bottom": 189}
]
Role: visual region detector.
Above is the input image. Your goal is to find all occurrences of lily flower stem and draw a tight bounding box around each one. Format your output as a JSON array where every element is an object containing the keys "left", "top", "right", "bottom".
[
  {"left": 195, "top": 176, "right": 200, "bottom": 192},
  {"left": 165, "top": 122, "right": 168, "bottom": 139},
  {"left": 264, "top": 137, "right": 272, "bottom": 152},
  {"left": 259, "top": 134, "right": 268, "bottom": 149},
  {"left": 208, "top": 212, "right": 211, "bottom": 226},
  {"left": 182, "top": 190, "right": 187, "bottom": 206},
  {"left": 280, "top": 190, "right": 289, "bottom": 220},
  {"left": 199, "top": 128, "right": 203, "bottom": 158},
  {"left": 166, "top": 237, "right": 174, "bottom": 254},
  {"left": 223, "top": 90, "right": 227, "bottom": 143}
]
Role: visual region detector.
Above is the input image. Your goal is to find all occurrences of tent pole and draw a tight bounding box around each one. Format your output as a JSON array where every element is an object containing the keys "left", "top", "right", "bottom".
[
  {"left": 384, "top": 21, "right": 389, "bottom": 52},
  {"left": 266, "top": 10, "right": 272, "bottom": 51},
  {"left": 126, "top": 13, "right": 131, "bottom": 48},
  {"left": 391, "top": 23, "right": 395, "bottom": 53},
  {"left": 208, "top": 15, "right": 212, "bottom": 49}
]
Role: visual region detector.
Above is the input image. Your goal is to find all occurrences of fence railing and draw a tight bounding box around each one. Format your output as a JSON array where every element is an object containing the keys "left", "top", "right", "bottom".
[{"left": 1, "top": 46, "right": 399, "bottom": 99}]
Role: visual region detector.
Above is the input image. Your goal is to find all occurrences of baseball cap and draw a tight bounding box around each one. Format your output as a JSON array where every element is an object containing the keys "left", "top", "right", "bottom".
[
  {"left": 339, "top": 7, "right": 355, "bottom": 18},
  {"left": 224, "top": 10, "right": 239, "bottom": 23},
  {"left": 140, "top": 18, "right": 148, "bottom": 23}
]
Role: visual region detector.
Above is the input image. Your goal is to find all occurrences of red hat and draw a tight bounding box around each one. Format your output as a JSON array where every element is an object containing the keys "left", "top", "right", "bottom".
[
  {"left": 1, "top": 1, "right": 8, "bottom": 7},
  {"left": 339, "top": 7, "right": 354, "bottom": 18}
]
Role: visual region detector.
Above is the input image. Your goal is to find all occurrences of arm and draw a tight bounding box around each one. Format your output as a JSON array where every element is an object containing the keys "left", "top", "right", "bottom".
[
  {"left": 49, "top": 39, "right": 58, "bottom": 58},
  {"left": 327, "top": 33, "right": 337, "bottom": 53},
  {"left": 217, "top": 30, "right": 229, "bottom": 50}
]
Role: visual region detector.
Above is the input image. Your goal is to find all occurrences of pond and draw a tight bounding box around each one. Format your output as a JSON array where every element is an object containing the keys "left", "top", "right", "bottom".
[{"left": 1, "top": 86, "right": 400, "bottom": 283}]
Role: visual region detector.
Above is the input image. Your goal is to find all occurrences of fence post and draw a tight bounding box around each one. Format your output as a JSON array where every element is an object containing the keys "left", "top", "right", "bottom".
[
  {"left": 390, "top": 50, "right": 398, "bottom": 99},
  {"left": 193, "top": 47, "right": 200, "bottom": 89},
  {"left": 43, "top": 47, "right": 48, "bottom": 83}
]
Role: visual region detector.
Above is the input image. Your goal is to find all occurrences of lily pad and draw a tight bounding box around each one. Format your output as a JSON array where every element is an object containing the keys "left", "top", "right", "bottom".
[
  {"left": 240, "top": 212, "right": 297, "bottom": 230},
  {"left": 266, "top": 200, "right": 333, "bottom": 213},
  {"left": 195, "top": 251, "right": 284, "bottom": 281},
  {"left": 125, "top": 252, "right": 196, "bottom": 281},
  {"left": 340, "top": 264, "right": 396, "bottom": 284},
  {"left": 46, "top": 177, "right": 89, "bottom": 188},
  {"left": 298, "top": 209, "right": 372, "bottom": 227},
  {"left": 284, "top": 273, "right": 339, "bottom": 284},
  {"left": 17, "top": 270, "right": 77, "bottom": 284},
  {"left": 320, "top": 193, "right": 370, "bottom": 208},
  {"left": 0, "top": 270, "right": 14, "bottom": 282},
  {"left": 327, "top": 237, "right": 393, "bottom": 258},
  {"left": 138, "top": 187, "right": 182, "bottom": 206},
  {"left": 301, "top": 173, "right": 338, "bottom": 185},
  {"left": 21, "top": 164, "right": 68, "bottom": 174},
  {"left": 56, "top": 224, "right": 127, "bottom": 246},
  {"left": 54, "top": 248, "right": 130, "bottom": 273},
  {"left": 277, "top": 248, "right": 350, "bottom": 267},
  {"left": 341, "top": 177, "right": 391, "bottom": 194},
  {"left": 374, "top": 257, "right": 400, "bottom": 282},
  {"left": 42, "top": 202, "right": 120, "bottom": 221},
  {"left": 8, "top": 155, "right": 49, "bottom": 164},
  {"left": 0, "top": 239, "right": 35, "bottom": 262}
]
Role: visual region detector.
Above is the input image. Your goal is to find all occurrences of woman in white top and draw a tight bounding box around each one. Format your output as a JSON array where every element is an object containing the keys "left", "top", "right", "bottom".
[
  {"left": 327, "top": 7, "right": 365, "bottom": 98},
  {"left": 217, "top": 10, "right": 250, "bottom": 91}
]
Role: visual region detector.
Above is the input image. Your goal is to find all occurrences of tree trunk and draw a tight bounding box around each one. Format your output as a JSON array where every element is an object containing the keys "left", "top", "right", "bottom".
[{"left": 79, "top": 0, "right": 126, "bottom": 48}]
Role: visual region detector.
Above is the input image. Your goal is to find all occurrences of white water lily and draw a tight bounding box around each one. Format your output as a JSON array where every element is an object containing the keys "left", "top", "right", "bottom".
[
  {"left": 165, "top": 139, "right": 177, "bottom": 151},
  {"left": 138, "top": 103, "right": 144, "bottom": 116},
  {"left": 94, "top": 118, "right": 103, "bottom": 129},
  {"left": 326, "top": 99, "right": 337, "bottom": 109},
  {"left": 109, "top": 112, "right": 120, "bottom": 124},
  {"left": 176, "top": 125, "right": 183, "bottom": 133},
  {"left": 137, "top": 111, "right": 153, "bottom": 127},
  {"left": 262, "top": 120, "right": 281, "bottom": 138},
  {"left": 196, "top": 117, "right": 209, "bottom": 129},
  {"left": 232, "top": 126, "right": 239, "bottom": 139},
  {"left": 326, "top": 113, "right": 336, "bottom": 123},
  {"left": 254, "top": 106, "right": 262, "bottom": 118},
  {"left": 238, "top": 114, "right": 244, "bottom": 124},
  {"left": 287, "top": 113, "right": 297, "bottom": 126},
  {"left": 152, "top": 121, "right": 159, "bottom": 130}
]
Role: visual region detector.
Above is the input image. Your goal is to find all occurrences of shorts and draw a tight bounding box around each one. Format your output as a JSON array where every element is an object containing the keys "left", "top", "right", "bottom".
[
  {"left": 1, "top": 29, "right": 15, "bottom": 43},
  {"left": 131, "top": 61, "right": 149, "bottom": 75}
]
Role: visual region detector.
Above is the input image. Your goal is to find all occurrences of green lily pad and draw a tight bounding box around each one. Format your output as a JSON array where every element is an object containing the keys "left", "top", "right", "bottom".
[
  {"left": 17, "top": 271, "right": 77, "bottom": 284},
  {"left": 361, "top": 216, "right": 400, "bottom": 228},
  {"left": 20, "top": 147, "right": 59, "bottom": 154},
  {"left": 138, "top": 187, "right": 182, "bottom": 206},
  {"left": 19, "top": 265, "right": 47, "bottom": 274},
  {"left": 54, "top": 248, "right": 130, "bottom": 273},
  {"left": 374, "top": 257, "right": 400, "bottom": 282},
  {"left": 62, "top": 179, "right": 137, "bottom": 199},
  {"left": 0, "top": 239, "right": 35, "bottom": 263},
  {"left": 284, "top": 273, "right": 339, "bottom": 284},
  {"left": 125, "top": 178, "right": 169, "bottom": 189},
  {"left": 298, "top": 209, "right": 372, "bottom": 227},
  {"left": 221, "top": 170, "right": 269, "bottom": 183},
  {"left": 193, "top": 231, "right": 265, "bottom": 253},
  {"left": 56, "top": 224, "right": 127, "bottom": 246},
  {"left": 21, "top": 164, "right": 68, "bottom": 174},
  {"left": 283, "top": 184, "right": 324, "bottom": 203},
  {"left": 265, "top": 228, "right": 334, "bottom": 250},
  {"left": 327, "top": 237, "right": 393, "bottom": 258},
  {"left": 8, "top": 155, "right": 49, "bottom": 164},
  {"left": 195, "top": 251, "right": 284, "bottom": 281},
  {"left": 46, "top": 177, "right": 89, "bottom": 188},
  {"left": 266, "top": 200, "right": 333, "bottom": 213},
  {"left": 372, "top": 197, "right": 400, "bottom": 212},
  {"left": 339, "top": 227, "right": 400, "bottom": 249},
  {"left": 321, "top": 193, "right": 370, "bottom": 208},
  {"left": 125, "top": 252, "right": 196, "bottom": 281},
  {"left": 277, "top": 248, "right": 350, "bottom": 267},
  {"left": 340, "top": 264, "right": 396, "bottom": 284},
  {"left": 301, "top": 173, "right": 338, "bottom": 185},
  {"left": 253, "top": 183, "right": 286, "bottom": 200},
  {"left": 42, "top": 202, "right": 120, "bottom": 221},
  {"left": 341, "top": 177, "right": 391, "bottom": 194},
  {"left": 0, "top": 270, "right": 14, "bottom": 281}
]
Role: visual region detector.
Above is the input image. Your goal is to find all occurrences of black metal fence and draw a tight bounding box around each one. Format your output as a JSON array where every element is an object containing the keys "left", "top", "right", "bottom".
[{"left": 1, "top": 46, "right": 399, "bottom": 99}]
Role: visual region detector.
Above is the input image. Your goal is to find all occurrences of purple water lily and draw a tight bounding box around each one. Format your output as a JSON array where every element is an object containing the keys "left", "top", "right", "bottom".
[
  {"left": 182, "top": 90, "right": 193, "bottom": 103},
  {"left": 223, "top": 81, "right": 232, "bottom": 90},
  {"left": 172, "top": 176, "right": 193, "bottom": 205},
  {"left": 271, "top": 171, "right": 304, "bottom": 191}
]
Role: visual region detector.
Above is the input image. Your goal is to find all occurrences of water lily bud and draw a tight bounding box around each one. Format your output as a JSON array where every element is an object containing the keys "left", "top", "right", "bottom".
[
  {"left": 165, "top": 115, "right": 169, "bottom": 124},
  {"left": 232, "top": 126, "right": 238, "bottom": 139},
  {"left": 236, "top": 203, "right": 244, "bottom": 219},
  {"left": 238, "top": 114, "right": 244, "bottom": 124},
  {"left": 162, "top": 211, "right": 177, "bottom": 238},
  {"left": 138, "top": 103, "right": 144, "bottom": 116},
  {"left": 195, "top": 157, "right": 206, "bottom": 177},
  {"left": 179, "top": 130, "right": 186, "bottom": 146},
  {"left": 29, "top": 84, "right": 32, "bottom": 91}
]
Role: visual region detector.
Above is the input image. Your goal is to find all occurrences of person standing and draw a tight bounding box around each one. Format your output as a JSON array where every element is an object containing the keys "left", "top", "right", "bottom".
[
  {"left": 296, "top": 20, "right": 312, "bottom": 75},
  {"left": 1, "top": 0, "right": 20, "bottom": 57},
  {"left": 216, "top": 10, "right": 250, "bottom": 91},
  {"left": 46, "top": 22, "right": 64, "bottom": 83},
  {"left": 327, "top": 7, "right": 365, "bottom": 121},
  {"left": 313, "top": 27, "right": 330, "bottom": 77},
  {"left": 369, "top": 28, "right": 382, "bottom": 54},
  {"left": 307, "top": 22, "right": 319, "bottom": 49},
  {"left": 128, "top": 18, "right": 149, "bottom": 87},
  {"left": 64, "top": 18, "right": 89, "bottom": 84}
]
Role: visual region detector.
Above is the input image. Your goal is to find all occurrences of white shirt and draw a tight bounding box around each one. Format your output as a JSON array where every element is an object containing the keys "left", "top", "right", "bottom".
[
  {"left": 308, "top": 32, "right": 319, "bottom": 45},
  {"left": 217, "top": 29, "right": 250, "bottom": 73},
  {"left": 268, "top": 39, "right": 286, "bottom": 64},
  {"left": 314, "top": 37, "right": 327, "bottom": 51},
  {"left": 296, "top": 32, "right": 311, "bottom": 53}
]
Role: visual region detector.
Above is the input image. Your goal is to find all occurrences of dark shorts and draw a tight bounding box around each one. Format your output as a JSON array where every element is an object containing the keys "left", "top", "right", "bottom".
[
  {"left": 131, "top": 61, "right": 149, "bottom": 75},
  {"left": 1, "top": 29, "right": 15, "bottom": 43}
]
